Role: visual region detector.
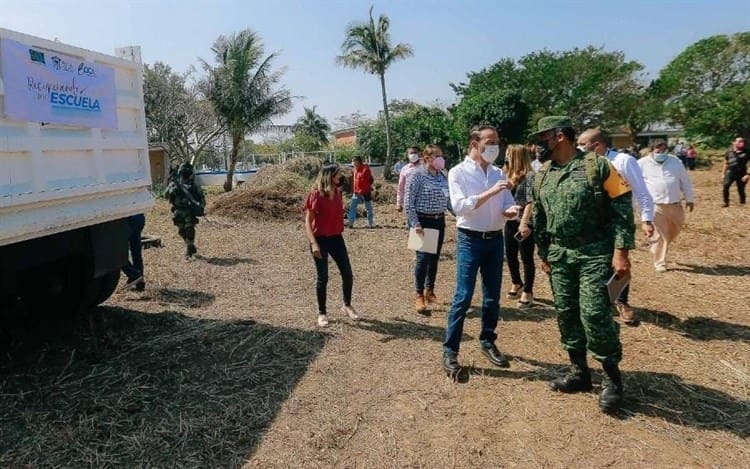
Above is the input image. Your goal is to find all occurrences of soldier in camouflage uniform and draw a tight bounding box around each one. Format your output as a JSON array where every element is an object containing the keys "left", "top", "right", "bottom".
[
  {"left": 531, "top": 116, "right": 635, "bottom": 413},
  {"left": 166, "top": 162, "right": 206, "bottom": 259}
]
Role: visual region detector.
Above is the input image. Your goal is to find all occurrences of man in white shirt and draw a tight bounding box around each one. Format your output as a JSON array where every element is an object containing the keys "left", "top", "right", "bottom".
[
  {"left": 396, "top": 146, "right": 422, "bottom": 216},
  {"left": 578, "top": 128, "right": 654, "bottom": 325},
  {"left": 443, "top": 125, "right": 517, "bottom": 377},
  {"left": 638, "top": 139, "right": 695, "bottom": 272}
]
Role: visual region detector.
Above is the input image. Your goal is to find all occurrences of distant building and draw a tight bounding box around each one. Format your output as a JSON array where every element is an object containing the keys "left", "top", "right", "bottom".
[
  {"left": 610, "top": 122, "right": 684, "bottom": 150},
  {"left": 332, "top": 127, "right": 357, "bottom": 146},
  {"left": 148, "top": 145, "right": 170, "bottom": 186}
]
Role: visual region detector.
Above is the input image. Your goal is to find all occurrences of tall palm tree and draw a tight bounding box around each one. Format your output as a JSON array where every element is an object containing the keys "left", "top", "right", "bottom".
[
  {"left": 337, "top": 6, "right": 413, "bottom": 178},
  {"left": 203, "top": 29, "right": 292, "bottom": 191},
  {"left": 295, "top": 106, "right": 331, "bottom": 150}
]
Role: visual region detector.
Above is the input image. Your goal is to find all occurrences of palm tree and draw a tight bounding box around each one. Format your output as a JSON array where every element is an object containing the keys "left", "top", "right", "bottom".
[
  {"left": 295, "top": 106, "right": 331, "bottom": 150},
  {"left": 203, "top": 29, "right": 292, "bottom": 191},
  {"left": 337, "top": 6, "right": 413, "bottom": 178}
]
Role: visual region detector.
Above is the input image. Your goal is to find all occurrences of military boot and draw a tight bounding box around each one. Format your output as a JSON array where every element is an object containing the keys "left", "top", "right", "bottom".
[
  {"left": 549, "top": 350, "right": 593, "bottom": 393},
  {"left": 599, "top": 360, "right": 624, "bottom": 413}
]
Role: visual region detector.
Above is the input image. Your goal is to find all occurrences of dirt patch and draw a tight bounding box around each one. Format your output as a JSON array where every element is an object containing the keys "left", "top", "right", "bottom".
[{"left": 1, "top": 164, "right": 748, "bottom": 467}]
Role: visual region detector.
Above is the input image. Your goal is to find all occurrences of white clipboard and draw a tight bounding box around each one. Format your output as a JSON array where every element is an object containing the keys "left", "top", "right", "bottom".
[
  {"left": 606, "top": 271, "right": 631, "bottom": 304},
  {"left": 407, "top": 228, "right": 439, "bottom": 254}
]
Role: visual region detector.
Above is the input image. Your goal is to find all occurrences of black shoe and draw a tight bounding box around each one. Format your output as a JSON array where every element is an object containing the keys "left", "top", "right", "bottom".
[
  {"left": 442, "top": 352, "right": 460, "bottom": 375},
  {"left": 550, "top": 350, "right": 593, "bottom": 393},
  {"left": 599, "top": 361, "right": 624, "bottom": 413},
  {"left": 187, "top": 244, "right": 197, "bottom": 256},
  {"left": 480, "top": 343, "right": 510, "bottom": 368},
  {"left": 134, "top": 280, "right": 146, "bottom": 292}
]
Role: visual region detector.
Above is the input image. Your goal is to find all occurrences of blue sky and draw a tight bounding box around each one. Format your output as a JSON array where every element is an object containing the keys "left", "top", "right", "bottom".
[{"left": 2, "top": 0, "right": 748, "bottom": 129}]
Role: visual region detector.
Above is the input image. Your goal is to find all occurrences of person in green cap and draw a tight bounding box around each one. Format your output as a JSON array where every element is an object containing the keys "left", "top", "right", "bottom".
[{"left": 531, "top": 116, "right": 635, "bottom": 413}]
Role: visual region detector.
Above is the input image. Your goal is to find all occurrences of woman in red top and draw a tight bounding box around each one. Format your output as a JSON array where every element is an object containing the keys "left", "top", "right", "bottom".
[{"left": 304, "top": 163, "right": 360, "bottom": 327}]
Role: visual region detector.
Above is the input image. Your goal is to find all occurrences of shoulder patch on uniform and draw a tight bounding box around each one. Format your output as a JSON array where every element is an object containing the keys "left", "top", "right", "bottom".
[{"left": 602, "top": 163, "right": 631, "bottom": 198}]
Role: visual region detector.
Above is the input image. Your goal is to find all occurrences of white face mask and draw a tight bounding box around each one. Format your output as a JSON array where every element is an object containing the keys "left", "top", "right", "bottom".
[
  {"left": 577, "top": 145, "right": 587, "bottom": 153},
  {"left": 407, "top": 152, "right": 420, "bottom": 163},
  {"left": 481, "top": 144, "right": 500, "bottom": 163}
]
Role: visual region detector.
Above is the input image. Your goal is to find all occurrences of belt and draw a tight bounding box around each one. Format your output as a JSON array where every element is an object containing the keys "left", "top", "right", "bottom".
[
  {"left": 417, "top": 212, "right": 445, "bottom": 219},
  {"left": 458, "top": 227, "right": 503, "bottom": 239},
  {"left": 551, "top": 234, "right": 605, "bottom": 249}
]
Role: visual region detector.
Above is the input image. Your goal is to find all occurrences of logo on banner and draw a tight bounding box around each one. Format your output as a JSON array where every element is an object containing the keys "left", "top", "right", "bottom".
[
  {"left": 77, "top": 63, "right": 96, "bottom": 77},
  {"left": 28, "top": 48, "right": 45, "bottom": 64},
  {"left": 50, "top": 56, "right": 74, "bottom": 72}
]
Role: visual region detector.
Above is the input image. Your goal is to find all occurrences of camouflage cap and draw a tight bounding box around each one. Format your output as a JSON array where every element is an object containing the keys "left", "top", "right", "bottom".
[{"left": 530, "top": 116, "right": 574, "bottom": 136}]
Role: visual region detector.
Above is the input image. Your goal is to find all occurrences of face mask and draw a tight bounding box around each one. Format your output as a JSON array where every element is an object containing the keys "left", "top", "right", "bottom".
[
  {"left": 481, "top": 144, "right": 500, "bottom": 164},
  {"left": 408, "top": 152, "right": 420, "bottom": 163},
  {"left": 653, "top": 152, "right": 668, "bottom": 163},
  {"left": 537, "top": 139, "right": 553, "bottom": 162},
  {"left": 432, "top": 156, "right": 445, "bottom": 170},
  {"left": 577, "top": 145, "right": 586, "bottom": 153}
]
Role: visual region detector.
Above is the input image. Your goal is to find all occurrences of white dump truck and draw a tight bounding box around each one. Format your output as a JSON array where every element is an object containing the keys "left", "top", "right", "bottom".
[{"left": 0, "top": 28, "right": 153, "bottom": 314}]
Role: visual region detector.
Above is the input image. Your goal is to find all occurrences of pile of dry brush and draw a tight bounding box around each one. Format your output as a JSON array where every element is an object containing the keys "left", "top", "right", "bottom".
[{"left": 209, "top": 157, "right": 396, "bottom": 222}]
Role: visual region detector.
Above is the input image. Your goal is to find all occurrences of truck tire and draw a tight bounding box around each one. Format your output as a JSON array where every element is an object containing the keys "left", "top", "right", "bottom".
[
  {"left": 94, "top": 271, "right": 120, "bottom": 306},
  {"left": 79, "top": 270, "right": 121, "bottom": 312},
  {"left": 20, "top": 258, "right": 87, "bottom": 317}
]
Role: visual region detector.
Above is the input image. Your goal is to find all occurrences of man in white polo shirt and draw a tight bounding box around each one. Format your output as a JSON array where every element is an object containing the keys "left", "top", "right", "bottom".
[
  {"left": 638, "top": 139, "right": 695, "bottom": 272},
  {"left": 442, "top": 124, "right": 517, "bottom": 377},
  {"left": 578, "top": 128, "right": 654, "bottom": 325}
]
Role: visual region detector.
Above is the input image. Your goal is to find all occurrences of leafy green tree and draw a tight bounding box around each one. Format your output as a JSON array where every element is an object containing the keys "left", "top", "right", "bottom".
[
  {"left": 203, "top": 29, "right": 292, "bottom": 191},
  {"left": 294, "top": 106, "right": 331, "bottom": 150},
  {"left": 451, "top": 47, "right": 645, "bottom": 135},
  {"left": 355, "top": 101, "right": 462, "bottom": 170},
  {"left": 451, "top": 89, "right": 530, "bottom": 143},
  {"left": 143, "top": 62, "right": 223, "bottom": 165},
  {"left": 336, "top": 6, "right": 413, "bottom": 178},
  {"left": 656, "top": 32, "right": 750, "bottom": 145}
]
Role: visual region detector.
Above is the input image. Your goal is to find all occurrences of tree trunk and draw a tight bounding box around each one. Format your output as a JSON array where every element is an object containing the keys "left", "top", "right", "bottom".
[
  {"left": 223, "top": 133, "right": 242, "bottom": 192},
  {"left": 379, "top": 73, "right": 393, "bottom": 180}
]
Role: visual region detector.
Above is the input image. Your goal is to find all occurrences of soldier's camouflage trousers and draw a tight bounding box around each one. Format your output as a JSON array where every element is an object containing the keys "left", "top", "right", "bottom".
[
  {"left": 172, "top": 211, "right": 197, "bottom": 249},
  {"left": 548, "top": 246, "right": 622, "bottom": 364}
]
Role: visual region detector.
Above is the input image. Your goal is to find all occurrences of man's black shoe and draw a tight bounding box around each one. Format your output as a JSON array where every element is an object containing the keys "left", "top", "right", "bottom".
[
  {"left": 480, "top": 343, "right": 510, "bottom": 368},
  {"left": 442, "top": 352, "right": 460, "bottom": 375}
]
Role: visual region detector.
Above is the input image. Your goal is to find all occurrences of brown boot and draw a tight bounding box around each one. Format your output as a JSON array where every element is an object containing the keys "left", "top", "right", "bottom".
[
  {"left": 415, "top": 294, "right": 427, "bottom": 314},
  {"left": 424, "top": 288, "right": 438, "bottom": 304}
]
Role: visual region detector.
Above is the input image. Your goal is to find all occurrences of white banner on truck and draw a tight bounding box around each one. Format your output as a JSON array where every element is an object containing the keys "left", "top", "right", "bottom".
[{"left": 1, "top": 38, "right": 117, "bottom": 129}]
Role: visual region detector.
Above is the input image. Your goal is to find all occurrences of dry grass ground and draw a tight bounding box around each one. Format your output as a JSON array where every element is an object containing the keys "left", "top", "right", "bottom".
[{"left": 1, "top": 161, "right": 748, "bottom": 468}]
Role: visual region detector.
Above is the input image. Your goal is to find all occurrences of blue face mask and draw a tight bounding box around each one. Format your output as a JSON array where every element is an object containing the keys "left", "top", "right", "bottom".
[{"left": 653, "top": 152, "right": 668, "bottom": 163}]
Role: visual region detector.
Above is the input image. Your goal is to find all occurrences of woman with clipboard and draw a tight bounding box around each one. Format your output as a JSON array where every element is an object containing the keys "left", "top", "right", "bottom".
[{"left": 405, "top": 145, "right": 450, "bottom": 315}]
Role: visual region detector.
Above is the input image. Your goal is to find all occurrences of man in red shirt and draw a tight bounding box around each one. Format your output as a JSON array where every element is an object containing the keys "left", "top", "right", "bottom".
[{"left": 347, "top": 156, "right": 375, "bottom": 228}]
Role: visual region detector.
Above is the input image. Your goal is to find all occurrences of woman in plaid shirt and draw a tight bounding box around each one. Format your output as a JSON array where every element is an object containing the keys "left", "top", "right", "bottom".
[{"left": 405, "top": 145, "right": 450, "bottom": 314}]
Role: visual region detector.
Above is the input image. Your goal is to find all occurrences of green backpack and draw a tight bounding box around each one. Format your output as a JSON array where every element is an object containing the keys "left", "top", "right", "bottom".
[{"left": 533, "top": 151, "right": 607, "bottom": 221}]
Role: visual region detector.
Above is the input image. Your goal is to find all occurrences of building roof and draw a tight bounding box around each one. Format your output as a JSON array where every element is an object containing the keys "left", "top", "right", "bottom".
[{"left": 331, "top": 127, "right": 357, "bottom": 136}]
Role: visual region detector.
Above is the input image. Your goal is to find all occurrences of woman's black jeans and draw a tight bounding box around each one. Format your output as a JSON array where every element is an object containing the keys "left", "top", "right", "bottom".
[
  {"left": 311, "top": 234, "right": 353, "bottom": 314},
  {"left": 503, "top": 220, "right": 536, "bottom": 293},
  {"left": 414, "top": 215, "right": 446, "bottom": 293}
]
